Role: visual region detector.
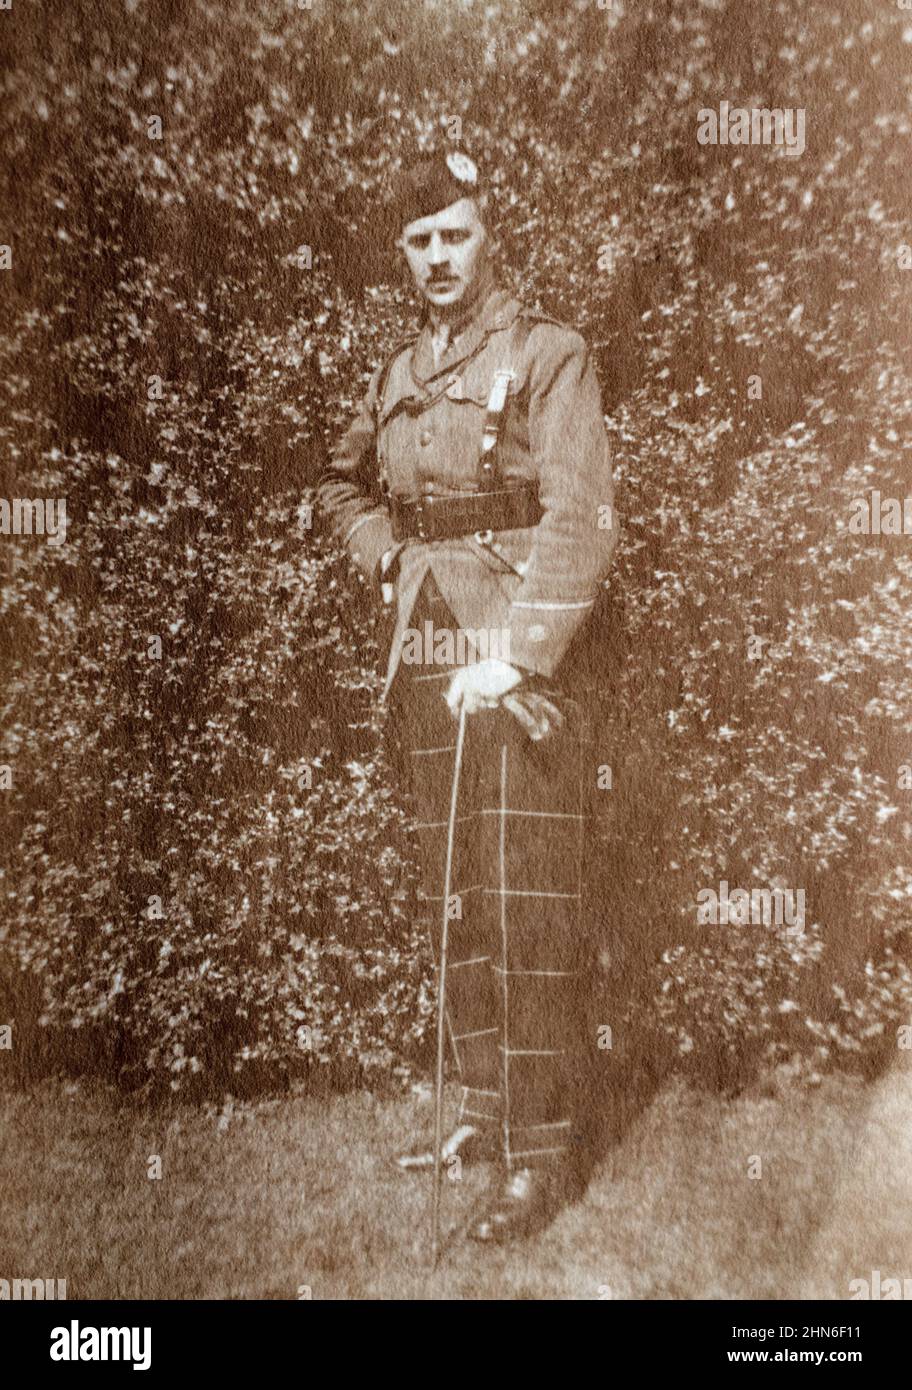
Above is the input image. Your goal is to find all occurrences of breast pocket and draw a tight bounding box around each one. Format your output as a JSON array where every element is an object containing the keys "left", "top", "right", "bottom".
[
  {"left": 451, "top": 371, "right": 520, "bottom": 483},
  {"left": 458, "top": 357, "right": 522, "bottom": 409}
]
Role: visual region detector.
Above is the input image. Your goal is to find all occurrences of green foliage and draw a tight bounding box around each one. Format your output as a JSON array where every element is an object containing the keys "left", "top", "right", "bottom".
[{"left": 2, "top": 0, "right": 910, "bottom": 1094}]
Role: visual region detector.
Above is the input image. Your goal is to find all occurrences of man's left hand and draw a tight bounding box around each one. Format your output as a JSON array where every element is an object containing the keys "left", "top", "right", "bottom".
[{"left": 445, "top": 659, "right": 523, "bottom": 716}]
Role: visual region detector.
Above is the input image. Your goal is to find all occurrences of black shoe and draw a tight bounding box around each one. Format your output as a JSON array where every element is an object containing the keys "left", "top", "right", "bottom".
[
  {"left": 395, "top": 1123, "right": 497, "bottom": 1172},
  {"left": 468, "top": 1163, "right": 585, "bottom": 1244}
]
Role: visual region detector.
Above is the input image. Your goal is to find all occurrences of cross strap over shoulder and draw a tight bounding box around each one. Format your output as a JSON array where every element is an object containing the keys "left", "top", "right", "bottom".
[
  {"left": 476, "top": 311, "right": 540, "bottom": 489},
  {"left": 374, "top": 311, "right": 543, "bottom": 485}
]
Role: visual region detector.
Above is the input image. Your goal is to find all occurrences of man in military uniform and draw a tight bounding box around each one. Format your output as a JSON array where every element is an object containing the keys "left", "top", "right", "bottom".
[{"left": 318, "top": 151, "right": 618, "bottom": 1244}]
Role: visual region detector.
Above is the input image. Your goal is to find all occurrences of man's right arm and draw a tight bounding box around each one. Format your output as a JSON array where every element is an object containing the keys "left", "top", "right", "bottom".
[{"left": 317, "top": 364, "right": 395, "bottom": 582}]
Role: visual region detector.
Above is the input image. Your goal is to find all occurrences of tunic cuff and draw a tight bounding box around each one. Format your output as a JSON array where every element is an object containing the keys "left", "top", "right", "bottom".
[
  {"left": 504, "top": 599, "right": 596, "bottom": 675},
  {"left": 344, "top": 511, "right": 395, "bottom": 581}
]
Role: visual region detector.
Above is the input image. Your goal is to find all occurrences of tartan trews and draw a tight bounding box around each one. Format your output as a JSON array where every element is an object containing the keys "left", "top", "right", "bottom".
[{"left": 387, "top": 575, "right": 587, "bottom": 1172}]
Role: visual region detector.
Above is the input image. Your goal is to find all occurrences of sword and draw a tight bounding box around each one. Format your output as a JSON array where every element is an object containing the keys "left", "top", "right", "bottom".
[{"left": 431, "top": 697, "right": 468, "bottom": 1268}]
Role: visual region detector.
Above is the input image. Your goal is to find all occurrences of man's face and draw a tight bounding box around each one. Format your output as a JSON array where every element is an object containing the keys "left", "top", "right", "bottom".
[{"left": 399, "top": 197, "right": 489, "bottom": 312}]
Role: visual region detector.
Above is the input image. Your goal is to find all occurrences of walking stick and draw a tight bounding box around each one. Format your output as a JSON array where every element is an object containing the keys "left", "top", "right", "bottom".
[{"left": 431, "top": 697, "right": 468, "bottom": 1269}]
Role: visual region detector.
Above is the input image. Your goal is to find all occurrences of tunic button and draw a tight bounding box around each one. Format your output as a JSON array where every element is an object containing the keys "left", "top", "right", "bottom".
[
  {"left": 527, "top": 624, "right": 547, "bottom": 643},
  {"left": 420, "top": 430, "right": 432, "bottom": 447}
]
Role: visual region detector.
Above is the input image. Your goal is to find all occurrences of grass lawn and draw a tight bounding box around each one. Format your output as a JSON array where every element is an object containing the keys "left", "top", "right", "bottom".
[{"left": 2, "top": 1065, "right": 911, "bottom": 1300}]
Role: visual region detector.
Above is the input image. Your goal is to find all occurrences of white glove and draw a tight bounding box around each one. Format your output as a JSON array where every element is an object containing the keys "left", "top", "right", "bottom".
[{"left": 445, "top": 659, "right": 523, "bottom": 716}]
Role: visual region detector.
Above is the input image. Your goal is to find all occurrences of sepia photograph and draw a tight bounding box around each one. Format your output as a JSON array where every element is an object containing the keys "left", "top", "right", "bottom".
[{"left": 2, "top": 0, "right": 911, "bottom": 1345}]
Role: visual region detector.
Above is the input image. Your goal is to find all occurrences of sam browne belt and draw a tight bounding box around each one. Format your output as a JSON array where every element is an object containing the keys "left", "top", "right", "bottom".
[
  {"left": 389, "top": 483, "right": 542, "bottom": 542},
  {"left": 387, "top": 352, "right": 544, "bottom": 540}
]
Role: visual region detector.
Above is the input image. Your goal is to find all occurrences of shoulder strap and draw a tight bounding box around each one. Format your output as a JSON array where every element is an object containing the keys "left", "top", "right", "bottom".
[
  {"left": 517, "top": 306, "right": 569, "bottom": 333},
  {"left": 476, "top": 311, "right": 540, "bottom": 489}
]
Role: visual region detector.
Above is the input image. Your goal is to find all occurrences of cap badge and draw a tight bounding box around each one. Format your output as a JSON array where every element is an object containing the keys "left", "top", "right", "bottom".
[{"left": 445, "top": 151, "right": 478, "bottom": 185}]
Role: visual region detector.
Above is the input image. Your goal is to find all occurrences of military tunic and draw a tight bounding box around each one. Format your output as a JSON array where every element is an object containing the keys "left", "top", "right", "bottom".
[
  {"left": 318, "top": 283, "right": 618, "bottom": 1170},
  {"left": 319, "top": 284, "right": 618, "bottom": 699}
]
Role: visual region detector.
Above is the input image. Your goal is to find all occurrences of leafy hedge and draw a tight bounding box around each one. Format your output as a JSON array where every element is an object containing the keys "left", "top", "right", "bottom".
[{"left": 1, "top": 0, "right": 910, "bottom": 1095}]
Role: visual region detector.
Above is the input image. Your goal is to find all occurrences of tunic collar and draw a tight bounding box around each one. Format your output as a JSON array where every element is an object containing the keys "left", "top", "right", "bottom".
[{"left": 410, "top": 281, "right": 521, "bottom": 389}]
